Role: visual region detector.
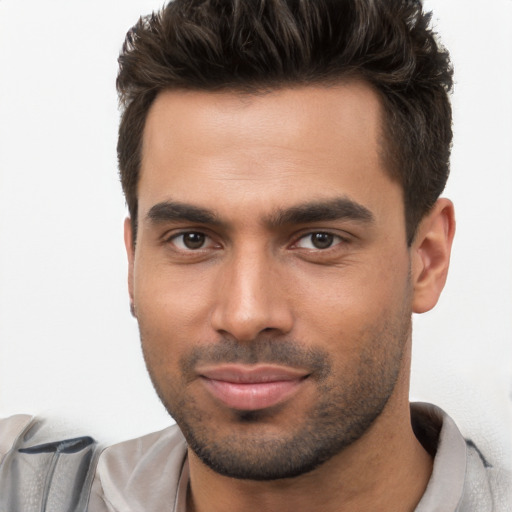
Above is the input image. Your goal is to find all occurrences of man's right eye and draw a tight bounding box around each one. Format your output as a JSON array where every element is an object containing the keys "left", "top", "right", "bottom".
[{"left": 170, "top": 232, "right": 211, "bottom": 250}]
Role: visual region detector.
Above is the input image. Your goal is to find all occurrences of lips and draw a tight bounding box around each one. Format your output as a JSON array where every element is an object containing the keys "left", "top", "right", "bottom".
[{"left": 198, "top": 365, "right": 308, "bottom": 411}]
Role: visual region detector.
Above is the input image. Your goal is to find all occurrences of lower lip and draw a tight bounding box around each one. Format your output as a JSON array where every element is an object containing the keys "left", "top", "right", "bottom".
[{"left": 201, "top": 377, "right": 304, "bottom": 411}]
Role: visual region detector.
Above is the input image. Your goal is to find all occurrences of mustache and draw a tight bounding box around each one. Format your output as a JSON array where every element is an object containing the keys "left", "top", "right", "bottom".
[{"left": 180, "top": 337, "right": 331, "bottom": 380}]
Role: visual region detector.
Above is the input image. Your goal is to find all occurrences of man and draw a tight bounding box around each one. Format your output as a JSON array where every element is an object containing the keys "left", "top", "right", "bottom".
[
  {"left": 0, "top": 0, "right": 510, "bottom": 510},
  {"left": 89, "top": 0, "right": 508, "bottom": 509}
]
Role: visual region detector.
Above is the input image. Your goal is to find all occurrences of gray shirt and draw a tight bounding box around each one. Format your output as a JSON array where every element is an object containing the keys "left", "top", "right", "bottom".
[{"left": 1, "top": 403, "right": 510, "bottom": 511}]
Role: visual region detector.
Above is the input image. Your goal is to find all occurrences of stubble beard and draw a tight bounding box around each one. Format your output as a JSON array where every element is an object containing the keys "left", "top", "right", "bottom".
[{"left": 140, "top": 304, "right": 411, "bottom": 481}]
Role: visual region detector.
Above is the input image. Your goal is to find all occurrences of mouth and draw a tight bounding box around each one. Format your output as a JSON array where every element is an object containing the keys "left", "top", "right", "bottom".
[{"left": 197, "top": 364, "right": 309, "bottom": 411}]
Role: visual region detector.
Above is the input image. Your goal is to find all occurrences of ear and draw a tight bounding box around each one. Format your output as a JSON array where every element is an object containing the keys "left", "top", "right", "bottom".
[
  {"left": 411, "top": 198, "right": 456, "bottom": 314},
  {"left": 124, "top": 217, "right": 136, "bottom": 316}
]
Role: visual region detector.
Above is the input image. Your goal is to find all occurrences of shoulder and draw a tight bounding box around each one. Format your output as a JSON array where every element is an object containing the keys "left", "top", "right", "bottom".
[
  {"left": 460, "top": 440, "right": 512, "bottom": 512},
  {"left": 0, "top": 414, "right": 34, "bottom": 463},
  {"left": 412, "top": 402, "right": 512, "bottom": 512},
  {"left": 0, "top": 414, "right": 99, "bottom": 512},
  {"left": 94, "top": 423, "right": 187, "bottom": 481},
  {"left": 90, "top": 423, "right": 187, "bottom": 512}
]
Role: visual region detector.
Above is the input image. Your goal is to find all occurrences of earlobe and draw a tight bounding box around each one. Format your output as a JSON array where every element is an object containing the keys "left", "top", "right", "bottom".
[
  {"left": 124, "top": 217, "right": 136, "bottom": 316},
  {"left": 411, "top": 199, "right": 456, "bottom": 314}
]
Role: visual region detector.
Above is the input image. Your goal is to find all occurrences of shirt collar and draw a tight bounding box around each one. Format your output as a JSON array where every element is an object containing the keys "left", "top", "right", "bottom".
[{"left": 412, "top": 402, "right": 467, "bottom": 512}]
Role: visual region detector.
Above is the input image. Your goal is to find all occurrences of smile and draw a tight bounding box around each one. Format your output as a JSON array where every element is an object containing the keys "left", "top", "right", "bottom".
[{"left": 197, "top": 364, "right": 309, "bottom": 411}]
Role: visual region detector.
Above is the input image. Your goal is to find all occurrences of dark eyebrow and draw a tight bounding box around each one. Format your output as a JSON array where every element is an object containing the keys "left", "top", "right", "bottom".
[
  {"left": 266, "top": 197, "right": 374, "bottom": 227},
  {"left": 145, "top": 197, "right": 374, "bottom": 229},
  {"left": 146, "top": 201, "right": 221, "bottom": 225}
]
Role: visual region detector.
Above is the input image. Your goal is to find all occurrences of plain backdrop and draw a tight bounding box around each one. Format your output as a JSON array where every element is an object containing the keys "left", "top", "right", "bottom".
[{"left": 0, "top": 0, "right": 511, "bottom": 468}]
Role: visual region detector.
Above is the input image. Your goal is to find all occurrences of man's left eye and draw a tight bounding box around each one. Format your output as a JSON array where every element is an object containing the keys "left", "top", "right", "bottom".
[{"left": 295, "top": 232, "right": 343, "bottom": 250}]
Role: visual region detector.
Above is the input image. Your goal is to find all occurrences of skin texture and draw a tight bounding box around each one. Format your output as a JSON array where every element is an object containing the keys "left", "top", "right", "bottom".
[{"left": 125, "top": 83, "right": 455, "bottom": 512}]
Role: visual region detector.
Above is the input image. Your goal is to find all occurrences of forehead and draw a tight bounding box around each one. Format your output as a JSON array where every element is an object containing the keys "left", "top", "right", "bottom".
[{"left": 138, "top": 83, "right": 401, "bottom": 224}]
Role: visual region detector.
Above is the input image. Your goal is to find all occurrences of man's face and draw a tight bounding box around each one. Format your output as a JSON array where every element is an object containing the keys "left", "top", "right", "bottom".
[{"left": 128, "top": 83, "right": 414, "bottom": 479}]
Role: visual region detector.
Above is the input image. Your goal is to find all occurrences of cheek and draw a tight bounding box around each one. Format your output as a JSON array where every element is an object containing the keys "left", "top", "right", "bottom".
[
  {"left": 290, "top": 253, "right": 412, "bottom": 343},
  {"left": 135, "top": 258, "right": 215, "bottom": 319},
  {"left": 133, "top": 262, "right": 219, "bottom": 367}
]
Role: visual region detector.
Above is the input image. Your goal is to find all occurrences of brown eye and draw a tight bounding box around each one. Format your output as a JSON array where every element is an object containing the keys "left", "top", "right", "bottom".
[
  {"left": 172, "top": 232, "right": 208, "bottom": 250},
  {"left": 311, "top": 233, "right": 334, "bottom": 249},
  {"left": 296, "top": 232, "right": 339, "bottom": 250}
]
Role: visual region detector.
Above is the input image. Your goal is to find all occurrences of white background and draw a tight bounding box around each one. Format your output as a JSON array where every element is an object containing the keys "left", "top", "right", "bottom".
[{"left": 0, "top": 0, "right": 511, "bottom": 467}]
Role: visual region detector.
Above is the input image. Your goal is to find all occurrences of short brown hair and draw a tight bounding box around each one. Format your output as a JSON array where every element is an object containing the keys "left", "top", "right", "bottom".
[{"left": 117, "top": 0, "right": 453, "bottom": 244}]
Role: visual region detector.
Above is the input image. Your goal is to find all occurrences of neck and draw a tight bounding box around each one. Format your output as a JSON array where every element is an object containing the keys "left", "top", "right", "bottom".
[{"left": 186, "top": 347, "right": 432, "bottom": 512}]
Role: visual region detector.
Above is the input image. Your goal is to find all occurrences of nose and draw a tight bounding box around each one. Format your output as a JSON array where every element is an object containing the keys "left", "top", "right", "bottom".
[{"left": 210, "top": 246, "right": 294, "bottom": 342}]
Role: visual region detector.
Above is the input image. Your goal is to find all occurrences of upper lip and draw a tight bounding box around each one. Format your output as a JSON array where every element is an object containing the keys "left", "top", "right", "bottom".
[{"left": 197, "top": 364, "right": 309, "bottom": 383}]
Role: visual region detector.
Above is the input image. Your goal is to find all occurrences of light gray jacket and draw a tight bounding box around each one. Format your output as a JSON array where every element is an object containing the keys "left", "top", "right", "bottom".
[{"left": 1, "top": 404, "right": 510, "bottom": 511}]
